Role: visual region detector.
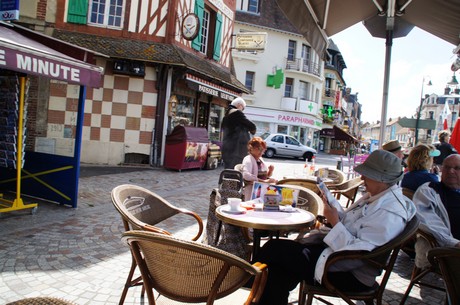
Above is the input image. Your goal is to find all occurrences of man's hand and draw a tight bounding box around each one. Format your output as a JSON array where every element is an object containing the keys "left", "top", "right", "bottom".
[{"left": 319, "top": 192, "right": 339, "bottom": 227}]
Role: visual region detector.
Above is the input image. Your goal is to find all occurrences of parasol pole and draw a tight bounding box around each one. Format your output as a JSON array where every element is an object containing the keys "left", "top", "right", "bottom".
[{"left": 378, "top": 29, "right": 393, "bottom": 148}]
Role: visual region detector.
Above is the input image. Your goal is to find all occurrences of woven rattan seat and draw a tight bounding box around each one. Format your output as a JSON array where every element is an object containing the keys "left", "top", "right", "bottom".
[
  {"left": 428, "top": 247, "right": 460, "bottom": 305},
  {"left": 111, "top": 184, "right": 204, "bottom": 305},
  {"left": 122, "top": 230, "right": 267, "bottom": 305}
]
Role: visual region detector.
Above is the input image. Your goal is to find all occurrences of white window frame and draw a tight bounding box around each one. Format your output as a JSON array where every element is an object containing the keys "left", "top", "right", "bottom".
[
  {"left": 245, "top": 71, "right": 255, "bottom": 91},
  {"left": 89, "top": 0, "right": 124, "bottom": 28},
  {"left": 199, "top": 9, "right": 210, "bottom": 54},
  {"left": 236, "top": 0, "right": 260, "bottom": 13},
  {"left": 299, "top": 81, "right": 311, "bottom": 100}
]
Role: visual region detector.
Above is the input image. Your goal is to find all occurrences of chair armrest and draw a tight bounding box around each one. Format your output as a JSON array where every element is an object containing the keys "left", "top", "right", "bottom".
[
  {"left": 245, "top": 262, "right": 268, "bottom": 305},
  {"left": 176, "top": 207, "right": 204, "bottom": 241},
  {"left": 142, "top": 224, "right": 173, "bottom": 235}
]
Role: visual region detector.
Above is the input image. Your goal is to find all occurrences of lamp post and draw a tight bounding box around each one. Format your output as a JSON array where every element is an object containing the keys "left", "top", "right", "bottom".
[
  {"left": 447, "top": 72, "right": 459, "bottom": 131},
  {"left": 414, "top": 76, "right": 432, "bottom": 145}
]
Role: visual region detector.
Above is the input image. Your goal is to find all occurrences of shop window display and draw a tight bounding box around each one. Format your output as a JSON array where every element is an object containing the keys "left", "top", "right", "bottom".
[
  {"left": 209, "top": 104, "right": 224, "bottom": 142},
  {"left": 172, "top": 97, "right": 195, "bottom": 127}
]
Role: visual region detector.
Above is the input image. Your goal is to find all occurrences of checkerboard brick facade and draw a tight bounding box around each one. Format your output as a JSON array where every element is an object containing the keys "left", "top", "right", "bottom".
[{"left": 47, "top": 59, "right": 158, "bottom": 164}]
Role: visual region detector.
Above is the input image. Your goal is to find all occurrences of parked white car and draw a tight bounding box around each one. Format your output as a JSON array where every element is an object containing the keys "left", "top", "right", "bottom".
[{"left": 261, "top": 133, "right": 317, "bottom": 161}]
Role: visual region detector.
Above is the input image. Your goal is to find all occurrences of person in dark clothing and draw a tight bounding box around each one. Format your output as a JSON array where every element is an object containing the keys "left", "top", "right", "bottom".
[
  {"left": 412, "top": 154, "right": 460, "bottom": 268},
  {"left": 434, "top": 130, "right": 458, "bottom": 167},
  {"left": 401, "top": 144, "right": 440, "bottom": 192},
  {"left": 221, "top": 97, "right": 256, "bottom": 169}
]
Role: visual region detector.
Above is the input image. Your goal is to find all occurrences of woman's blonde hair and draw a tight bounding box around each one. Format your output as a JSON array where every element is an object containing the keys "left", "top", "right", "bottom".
[{"left": 407, "top": 144, "right": 435, "bottom": 171}]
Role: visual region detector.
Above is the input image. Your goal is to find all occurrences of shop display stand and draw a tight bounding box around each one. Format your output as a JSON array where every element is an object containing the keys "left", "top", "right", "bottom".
[{"left": 0, "top": 76, "right": 37, "bottom": 214}]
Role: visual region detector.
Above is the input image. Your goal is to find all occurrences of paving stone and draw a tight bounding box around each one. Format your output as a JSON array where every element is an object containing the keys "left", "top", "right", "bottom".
[{"left": 0, "top": 161, "right": 447, "bottom": 305}]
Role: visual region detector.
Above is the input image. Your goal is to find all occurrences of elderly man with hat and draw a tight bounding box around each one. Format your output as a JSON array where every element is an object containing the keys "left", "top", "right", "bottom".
[
  {"left": 383, "top": 139, "right": 407, "bottom": 169},
  {"left": 251, "top": 150, "right": 416, "bottom": 305},
  {"left": 383, "top": 139, "right": 404, "bottom": 159}
]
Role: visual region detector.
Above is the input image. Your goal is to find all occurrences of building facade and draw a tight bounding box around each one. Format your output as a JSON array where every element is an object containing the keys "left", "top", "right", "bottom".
[
  {"left": 233, "top": 0, "right": 323, "bottom": 149},
  {"left": 16, "top": 0, "right": 248, "bottom": 165}
]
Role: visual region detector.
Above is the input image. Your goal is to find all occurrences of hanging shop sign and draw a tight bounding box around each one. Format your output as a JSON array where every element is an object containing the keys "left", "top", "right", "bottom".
[
  {"left": 185, "top": 74, "right": 237, "bottom": 101},
  {"left": 0, "top": 0, "right": 19, "bottom": 21},
  {"left": 235, "top": 32, "right": 267, "bottom": 51},
  {"left": 0, "top": 26, "right": 103, "bottom": 87}
]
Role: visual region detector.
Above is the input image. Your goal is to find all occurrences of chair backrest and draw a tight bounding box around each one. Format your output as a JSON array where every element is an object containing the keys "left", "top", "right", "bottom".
[
  {"left": 428, "top": 247, "right": 460, "bottom": 305},
  {"left": 111, "top": 184, "right": 203, "bottom": 240},
  {"left": 275, "top": 184, "right": 323, "bottom": 216},
  {"left": 122, "top": 230, "right": 267, "bottom": 305},
  {"left": 402, "top": 187, "right": 415, "bottom": 200},
  {"left": 323, "top": 215, "right": 419, "bottom": 303},
  {"left": 326, "top": 168, "right": 346, "bottom": 185},
  {"left": 276, "top": 178, "right": 320, "bottom": 195}
]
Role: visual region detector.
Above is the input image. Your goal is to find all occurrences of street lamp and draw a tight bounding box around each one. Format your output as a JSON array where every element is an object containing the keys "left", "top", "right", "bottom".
[
  {"left": 447, "top": 72, "right": 459, "bottom": 131},
  {"left": 414, "top": 76, "right": 432, "bottom": 145}
]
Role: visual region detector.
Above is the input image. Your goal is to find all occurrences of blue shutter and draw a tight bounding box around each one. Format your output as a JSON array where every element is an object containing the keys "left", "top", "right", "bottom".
[
  {"left": 212, "top": 13, "right": 222, "bottom": 61},
  {"left": 67, "top": 0, "right": 88, "bottom": 24},
  {"left": 192, "top": 0, "right": 205, "bottom": 51}
]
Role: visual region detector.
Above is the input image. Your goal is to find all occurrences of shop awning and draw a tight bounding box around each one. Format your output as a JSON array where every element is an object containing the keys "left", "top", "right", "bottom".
[
  {"left": 0, "top": 23, "right": 103, "bottom": 87},
  {"left": 333, "top": 126, "right": 359, "bottom": 143}
]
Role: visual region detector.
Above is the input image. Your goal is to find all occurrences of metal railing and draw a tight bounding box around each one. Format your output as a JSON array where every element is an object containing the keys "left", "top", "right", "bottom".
[{"left": 285, "top": 58, "right": 321, "bottom": 77}]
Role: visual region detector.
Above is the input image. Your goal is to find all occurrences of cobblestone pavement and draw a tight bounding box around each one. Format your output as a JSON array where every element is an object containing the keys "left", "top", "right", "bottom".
[{"left": 0, "top": 160, "right": 447, "bottom": 305}]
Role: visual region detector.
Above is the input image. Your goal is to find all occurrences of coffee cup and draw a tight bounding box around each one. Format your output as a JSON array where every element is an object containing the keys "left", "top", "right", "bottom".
[{"left": 228, "top": 198, "right": 242, "bottom": 211}]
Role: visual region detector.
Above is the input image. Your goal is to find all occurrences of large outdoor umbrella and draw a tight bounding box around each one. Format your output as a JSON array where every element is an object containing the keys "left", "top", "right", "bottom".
[
  {"left": 451, "top": 118, "right": 460, "bottom": 153},
  {"left": 276, "top": 0, "right": 460, "bottom": 145}
]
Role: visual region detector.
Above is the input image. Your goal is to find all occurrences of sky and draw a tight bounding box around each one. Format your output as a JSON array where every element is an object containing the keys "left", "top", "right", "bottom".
[{"left": 330, "top": 23, "right": 457, "bottom": 124}]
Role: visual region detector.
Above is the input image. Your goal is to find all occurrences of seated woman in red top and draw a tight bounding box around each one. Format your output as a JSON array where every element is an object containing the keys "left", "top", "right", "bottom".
[{"left": 401, "top": 144, "right": 440, "bottom": 192}]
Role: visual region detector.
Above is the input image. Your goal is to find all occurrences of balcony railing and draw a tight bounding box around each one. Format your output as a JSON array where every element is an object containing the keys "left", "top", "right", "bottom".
[
  {"left": 285, "top": 58, "right": 321, "bottom": 77},
  {"left": 324, "top": 87, "right": 338, "bottom": 98}
]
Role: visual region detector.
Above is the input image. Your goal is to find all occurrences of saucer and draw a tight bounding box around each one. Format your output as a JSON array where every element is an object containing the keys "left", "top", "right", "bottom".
[{"left": 223, "top": 206, "right": 246, "bottom": 214}]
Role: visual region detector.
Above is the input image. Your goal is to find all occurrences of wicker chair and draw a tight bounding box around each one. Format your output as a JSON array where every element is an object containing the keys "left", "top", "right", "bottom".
[
  {"left": 276, "top": 178, "right": 320, "bottom": 195},
  {"left": 428, "top": 247, "right": 460, "bottom": 305},
  {"left": 111, "top": 184, "right": 204, "bottom": 305},
  {"left": 402, "top": 187, "right": 415, "bottom": 200},
  {"left": 328, "top": 177, "right": 363, "bottom": 208},
  {"left": 314, "top": 168, "right": 347, "bottom": 186},
  {"left": 399, "top": 229, "right": 444, "bottom": 305},
  {"left": 299, "top": 216, "right": 419, "bottom": 305},
  {"left": 324, "top": 168, "right": 347, "bottom": 185},
  {"left": 7, "top": 297, "right": 77, "bottom": 305},
  {"left": 122, "top": 230, "right": 268, "bottom": 305}
]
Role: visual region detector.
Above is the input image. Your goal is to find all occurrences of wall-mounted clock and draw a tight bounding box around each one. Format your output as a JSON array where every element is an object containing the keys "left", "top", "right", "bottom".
[{"left": 181, "top": 13, "right": 200, "bottom": 41}]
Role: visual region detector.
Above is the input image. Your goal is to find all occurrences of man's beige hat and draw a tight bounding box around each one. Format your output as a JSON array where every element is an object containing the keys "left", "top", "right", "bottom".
[{"left": 382, "top": 139, "right": 402, "bottom": 153}]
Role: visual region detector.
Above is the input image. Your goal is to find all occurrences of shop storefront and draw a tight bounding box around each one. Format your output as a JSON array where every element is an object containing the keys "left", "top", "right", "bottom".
[
  {"left": 320, "top": 125, "right": 359, "bottom": 155},
  {"left": 0, "top": 22, "right": 103, "bottom": 210},
  {"left": 245, "top": 107, "right": 322, "bottom": 149},
  {"left": 167, "top": 73, "right": 240, "bottom": 144}
]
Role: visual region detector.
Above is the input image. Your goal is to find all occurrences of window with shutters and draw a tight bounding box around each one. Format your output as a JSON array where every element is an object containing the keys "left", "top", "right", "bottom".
[
  {"left": 192, "top": 0, "right": 222, "bottom": 61},
  {"left": 67, "top": 0, "right": 124, "bottom": 28}
]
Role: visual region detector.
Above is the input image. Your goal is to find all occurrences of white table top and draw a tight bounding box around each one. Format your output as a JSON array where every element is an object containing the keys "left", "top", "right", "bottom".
[{"left": 215, "top": 204, "right": 316, "bottom": 231}]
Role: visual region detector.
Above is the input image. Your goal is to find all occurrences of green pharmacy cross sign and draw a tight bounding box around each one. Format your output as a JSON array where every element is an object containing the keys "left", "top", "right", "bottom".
[
  {"left": 266, "top": 69, "right": 284, "bottom": 89},
  {"left": 322, "top": 105, "right": 335, "bottom": 118}
]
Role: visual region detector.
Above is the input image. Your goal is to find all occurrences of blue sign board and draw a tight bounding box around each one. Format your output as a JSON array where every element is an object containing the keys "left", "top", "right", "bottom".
[{"left": 0, "top": 0, "right": 19, "bottom": 21}]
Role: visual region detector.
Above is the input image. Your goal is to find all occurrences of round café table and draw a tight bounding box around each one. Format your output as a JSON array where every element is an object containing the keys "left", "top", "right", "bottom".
[{"left": 215, "top": 205, "right": 316, "bottom": 258}]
